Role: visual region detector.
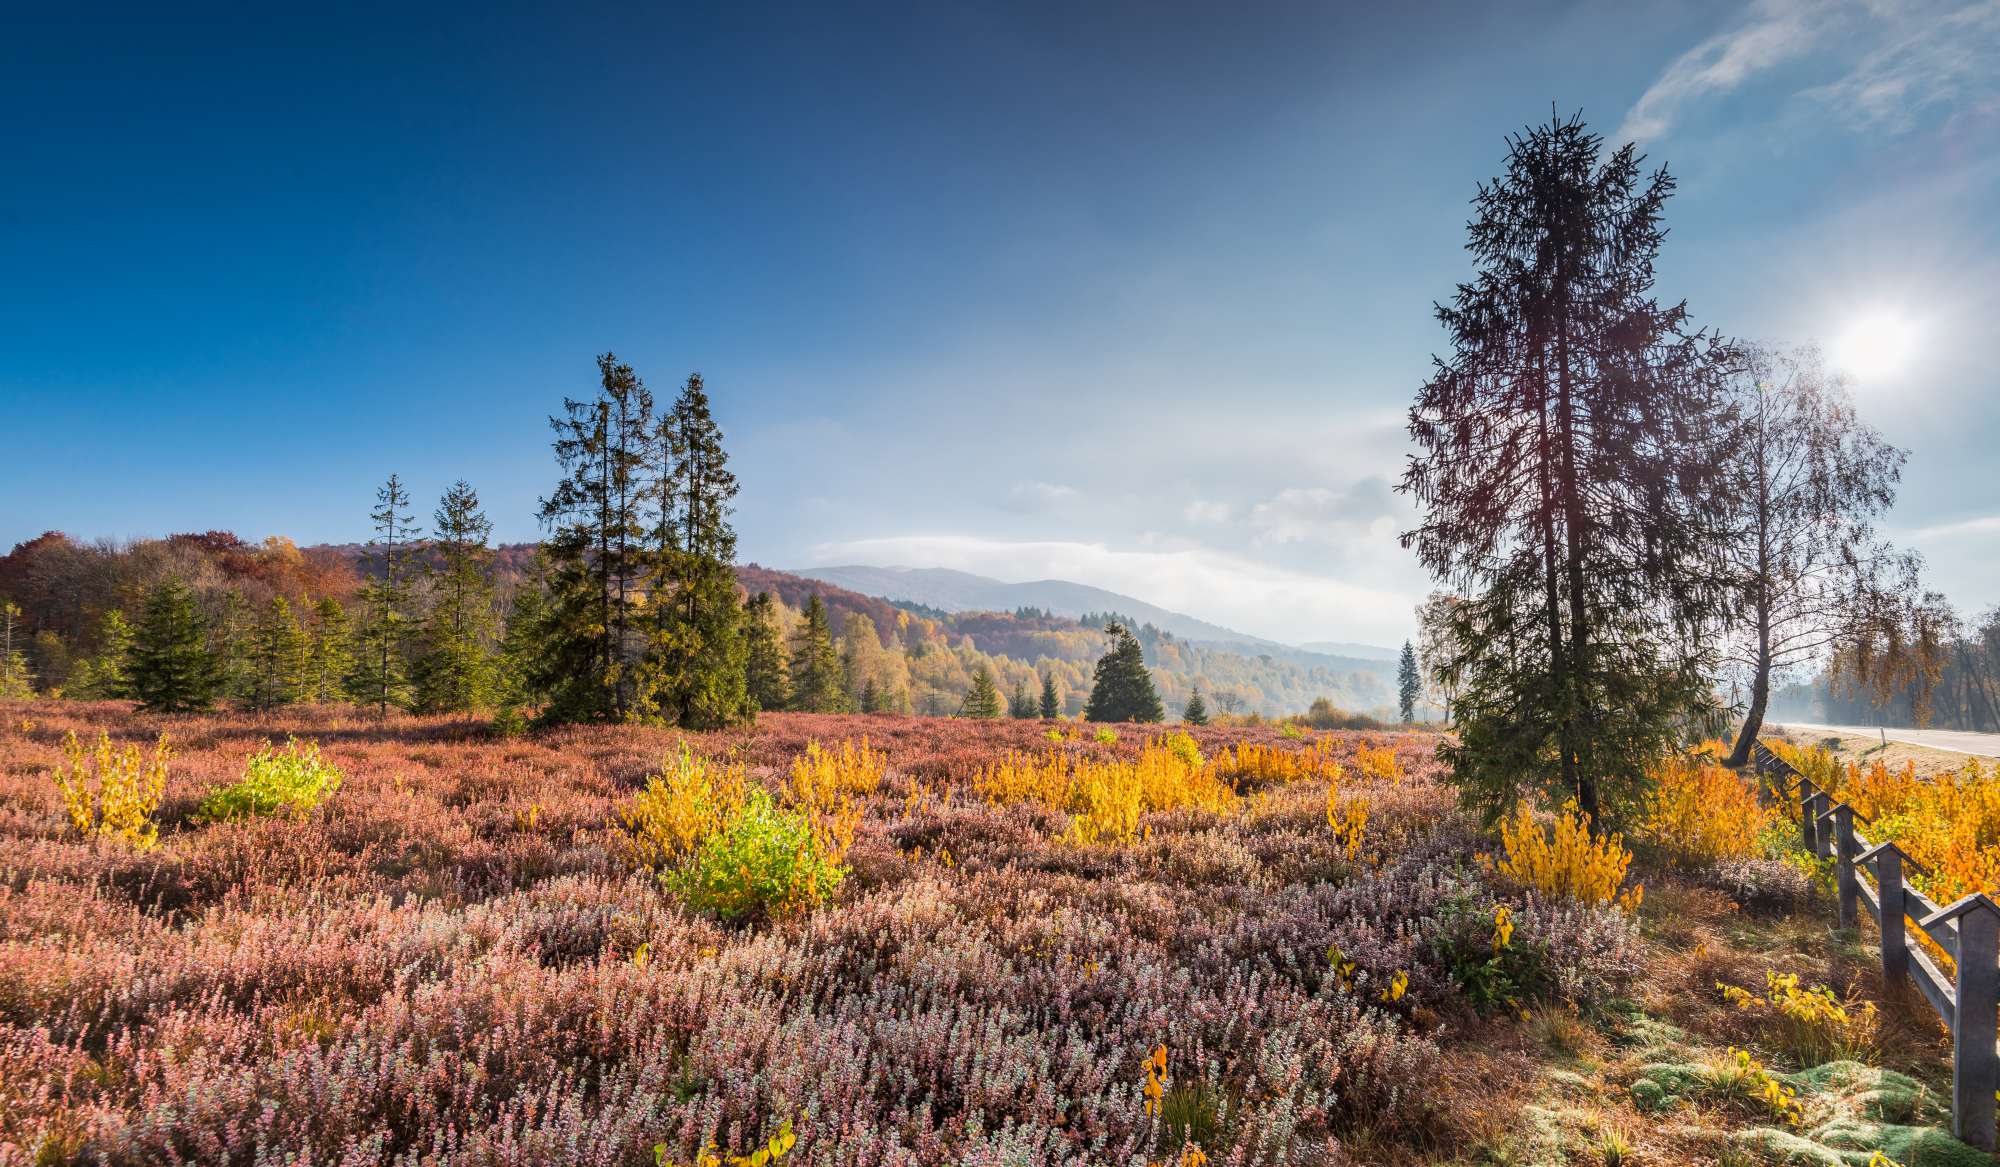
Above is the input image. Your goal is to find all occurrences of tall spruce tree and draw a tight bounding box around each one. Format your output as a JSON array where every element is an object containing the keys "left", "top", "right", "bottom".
[
  {"left": 412, "top": 480, "right": 499, "bottom": 713},
  {"left": 1400, "top": 113, "right": 1736, "bottom": 825},
  {"left": 1183, "top": 687, "right": 1209, "bottom": 725},
  {"left": 643, "top": 373, "right": 750, "bottom": 728},
  {"left": 1039, "top": 671, "right": 1060, "bottom": 719},
  {"left": 131, "top": 578, "right": 218, "bottom": 712},
  {"left": 787, "top": 594, "right": 845, "bottom": 712},
  {"left": 70, "top": 609, "right": 135, "bottom": 699},
  {"left": 307, "top": 597, "right": 352, "bottom": 703},
  {"left": 742, "top": 591, "right": 790, "bottom": 712},
  {"left": 1398, "top": 641, "right": 1421, "bottom": 723},
  {"left": 1084, "top": 623, "right": 1165, "bottom": 723},
  {"left": 534, "top": 355, "right": 654, "bottom": 723},
  {"left": 350, "top": 474, "right": 422, "bottom": 713},
  {"left": 245, "top": 595, "right": 311, "bottom": 711},
  {"left": 962, "top": 664, "right": 1003, "bottom": 718},
  {"left": 498, "top": 554, "right": 553, "bottom": 709}
]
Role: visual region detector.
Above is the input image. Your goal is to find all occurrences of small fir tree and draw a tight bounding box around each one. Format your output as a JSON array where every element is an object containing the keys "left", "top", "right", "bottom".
[
  {"left": 962, "top": 664, "right": 1003, "bottom": 719},
  {"left": 245, "top": 595, "right": 311, "bottom": 711},
  {"left": 787, "top": 594, "right": 846, "bottom": 712},
  {"left": 1183, "top": 687, "right": 1209, "bottom": 725},
  {"left": 70, "top": 609, "right": 136, "bottom": 699},
  {"left": 1008, "top": 677, "right": 1038, "bottom": 719},
  {"left": 306, "top": 598, "right": 352, "bottom": 703},
  {"left": 742, "top": 591, "right": 790, "bottom": 712},
  {"left": 1039, "top": 671, "right": 1060, "bottom": 719},
  {"left": 1398, "top": 641, "right": 1421, "bottom": 723},
  {"left": 350, "top": 474, "right": 422, "bottom": 713},
  {"left": 412, "top": 480, "right": 499, "bottom": 713},
  {"left": 1084, "top": 623, "right": 1165, "bottom": 723},
  {"left": 130, "top": 578, "right": 219, "bottom": 712}
]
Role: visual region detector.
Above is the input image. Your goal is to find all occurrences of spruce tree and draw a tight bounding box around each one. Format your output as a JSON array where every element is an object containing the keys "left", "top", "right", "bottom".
[
  {"left": 0, "top": 600, "right": 33, "bottom": 699},
  {"left": 1008, "top": 677, "right": 1038, "bottom": 719},
  {"left": 1183, "top": 687, "right": 1209, "bottom": 725},
  {"left": 534, "top": 355, "right": 654, "bottom": 723},
  {"left": 211, "top": 590, "right": 253, "bottom": 703},
  {"left": 787, "top": 594, "right": 845, "bottom": 712},
  {"left": 350, "top": 474, "right": 422, "bottom": 713},
  {"left": 498, "top": 557, "right": 553, "bottom": 709},
  {"left": 1398, "top": 641, "right": 1421, "bottom": 723},
  {"left": 1401, "top": 113, "right": 1736, "bottom": 824},
  {"left": 1039, "top": 671, "right": 1060, "bottom": 719},
  {"left": 245, "top": 595, "right": 310, "bottom": 711},
  {"left": 1084, "top": 623, "right": 1165, "bottom": 723},
  {"left": 131, "top": 578, "right": 218, "bottom": 712},
  {"left": 742, "top": 591, "right": 790, "bottom": 712},
  {"left": 307, "top": 598, "right": 352, "bottom": 703},
  {"left": 642, "top": 373, "right": 750, "bottom": 728},
  {"left": 860, "top": 677, "right": 882, "bottom": 714},
  {"left": 962, "top": 664, "right": 1003, "bottom": 718},
  {"left": 70, "top": 609, "right": 135, "bottom": 699},
  {"left": 412, "top": 480, "right": 499, "bottom": 713}
]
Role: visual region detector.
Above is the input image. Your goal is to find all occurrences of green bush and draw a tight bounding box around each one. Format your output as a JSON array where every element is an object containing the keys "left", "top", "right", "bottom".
[
  {"left": 665, "top": 789, "right": 845, "bottom": 921},
  {"left": 196, "top": 738, "right": 343, "bottom": 822}
]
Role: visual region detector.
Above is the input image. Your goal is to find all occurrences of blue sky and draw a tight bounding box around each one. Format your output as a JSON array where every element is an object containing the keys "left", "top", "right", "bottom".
[{"left": 3, "top": 1, "right": 1996, "bottom": 645}]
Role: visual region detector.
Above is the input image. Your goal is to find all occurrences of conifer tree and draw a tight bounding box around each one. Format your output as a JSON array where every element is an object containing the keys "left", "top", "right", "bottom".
[
  {"left": 742, "top": 591, "right": 790, "bottom": 712},
  {"left": 860, "top": 677, "right": 882, "bottom": 714},
  {"left": 534, "top": 355, "right": 654, "bottom": 723},
  {"left": 1183, "top": 687, "right": 1209, "bottom": 725},
  {"left": 1398, "top": 641, "right": 1421, "bottom": 723},
  {"left": 498, "top": 557, "right": 553, "bottom": 709},
  {"left": 412, "top": 480, "right": 499, "bottom": 713},
  {"left": 1401, "top": 113, "right": 1736, "bottom": 824},
  {"left": 962, "top": 664, "right": 1003, "bottom": 718},
  {"left": 1084, "top": 623, "right": 1165, "bottom": 723},
  {"left": 307, "top": 597, "right": 352, "bottom": 703},
  {"left": 245, "top": 595, "right": 311, "bottom": 711},
  {"left": 643, "top": 373, "right": 750, "bottom": 728},
  {"left": 1039, "top": 671, "right": 1060, "bottom": 719},
  {"left": 70, "top": 609, "right": 135, "bottom": 699},
  {"left": 0, "top": 600, "right": 33, "bottom": 700},
  {"left": 211, "top": 590, "right": 253, "bottom": 703},
  {"left": 130, "top": 578, "right": 218, "bottom": 713},
  {"left": 1009, "top": 677, "right": 1038, "bottom": 719},
  {"left": 787, "top": 594, "right": 846, "bottom": 712},
  {"left": 350, "top": 474, "right": 422, "bottom": 713}
]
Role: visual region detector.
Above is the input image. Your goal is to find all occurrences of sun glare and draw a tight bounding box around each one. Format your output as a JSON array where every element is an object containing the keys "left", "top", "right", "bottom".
[{"left": 1829, "top": 308, "right": 1919, "bottom": 383}]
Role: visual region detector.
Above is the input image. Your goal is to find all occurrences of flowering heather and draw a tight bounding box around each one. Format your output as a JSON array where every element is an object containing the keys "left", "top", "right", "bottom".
[{"left": 0, "top": 703, "right": 1629, "bottom": 1165}]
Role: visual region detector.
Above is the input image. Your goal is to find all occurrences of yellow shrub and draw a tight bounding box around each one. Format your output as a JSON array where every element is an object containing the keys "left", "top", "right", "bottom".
[
  {"left": 1354, "top": 743, "right": 1401, "bottom": 785},
  {"left": 1214, "top": 740, "right": 1343, "bottom": 787},
  {"left": 789, "top": 738, "right": 885, "bottom": 812},
  {"left": 1719, "top": 971, "right": 1876, "bottom": 1066},
  {"left": 977, "top": 738, "right": 1234, "bottom": 845},
  {"left": 623, "top": 744, "right": 749, "bottom": 868},
  {"left": 1325, "top": 772, "right": 1368, "bottom": 859},
  {"left": 51, "top": 731, "right": 171, "bottom": 849},
  {"left": 1498, "top": 800, "right": 1641, "bottom": 909},
  {"left": 1642, "top": 752, "right": 1768, "bottom": 865}
]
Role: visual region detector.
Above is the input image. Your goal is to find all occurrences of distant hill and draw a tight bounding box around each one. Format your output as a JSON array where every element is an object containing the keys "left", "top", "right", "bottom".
[{"left": 791, "top": 564, "right": 1396, "bottom": 667}]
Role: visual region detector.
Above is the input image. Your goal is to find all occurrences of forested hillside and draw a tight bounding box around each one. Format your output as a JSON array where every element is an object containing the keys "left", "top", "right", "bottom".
[{"left": 0, "top": 531, "right": 1394, "bottom": 719}]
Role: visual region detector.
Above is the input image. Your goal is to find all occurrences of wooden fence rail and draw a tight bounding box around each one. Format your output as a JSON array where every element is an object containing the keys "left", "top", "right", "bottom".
[{"left": 1750, "top": 740, "right": 2000, "bottom": 1150}]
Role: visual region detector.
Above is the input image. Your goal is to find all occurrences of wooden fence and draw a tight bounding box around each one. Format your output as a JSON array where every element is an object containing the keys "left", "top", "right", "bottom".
[{"left": 1750, "top": 740, "right": 2000, "bottom": 1151}]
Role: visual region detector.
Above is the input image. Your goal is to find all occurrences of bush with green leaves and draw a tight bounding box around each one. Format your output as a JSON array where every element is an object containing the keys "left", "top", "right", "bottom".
[
  {"left": 196, "top": 737, "right": 344, "bottom": 822},
  {"left": 665, "top": 789, "right": 845, "bottom": 921}
]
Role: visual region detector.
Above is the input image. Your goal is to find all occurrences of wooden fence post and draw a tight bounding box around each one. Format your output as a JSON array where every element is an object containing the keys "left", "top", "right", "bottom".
[
  {"left": 1859, "top": 841, "right": 1909, "bottom": 985},
  {"left": 1923, "top": 893, "right": 2000, "bottom": 1151},
  {"left": 1799, "top": 780, "right": 1820, "bottom": 854},
  {"left": 1832, "top": 804, "right": 1859, "bottom": 929}
]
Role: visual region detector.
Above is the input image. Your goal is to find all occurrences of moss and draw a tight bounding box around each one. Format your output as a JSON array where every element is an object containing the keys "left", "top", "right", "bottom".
[{"left": 1629, "top": 1060, "right": 1709, "bottom": 1112}]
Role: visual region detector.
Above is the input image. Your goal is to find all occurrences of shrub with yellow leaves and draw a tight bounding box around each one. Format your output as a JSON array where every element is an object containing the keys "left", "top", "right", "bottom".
[
  {"left": 1353, "top": 742, "right": 1401, "bottom": 785},
  {"left": 655, "top": 1119, "right": 796, "bottom": 1167},
  {"left": 1497, "top": 800, "right": 1641, "bottom": 910},
  {"left": 1326, "top": 780, "right": 1369, "bottom": 860},
  {"left": 623, "top": 743, "right": 749, "bottom": 869},
  {"left": 1718, "top": 970, "right": 1876, "bottom": 1066},
  {"left": 788, "top": 737, "right": 885, "bottom": 811},
  {"left": 1214, "top": 739, "right": 1343, "bottom": 788},
  {"left": 51, "top": 730, "right": 171, "bottom": 850},
  {"left": 1641, "top": 750, "right": 1768, "bottom": 866},
  {"left": 977, "top": 737, "right": 1236, "bottom": 846}
]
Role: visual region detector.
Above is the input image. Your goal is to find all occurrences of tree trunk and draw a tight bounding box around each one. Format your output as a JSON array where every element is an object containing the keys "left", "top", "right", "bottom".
[{"left": 1728, "top": 635, "right": 1770, "bottom": 768}]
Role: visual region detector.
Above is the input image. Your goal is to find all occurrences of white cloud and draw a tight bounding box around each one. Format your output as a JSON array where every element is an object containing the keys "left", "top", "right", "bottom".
[
  {"left": 1804, "top": 1, "right": 2000, "bottom": 129},
  {"left": 1616, "top": 0, "right": 1820, "bottom": 143},
  {"left": 1248, "top": 478, "right": 1399, "bottom": 546},
  {"left": 1906, "top": 514, "right": 2000, "bottom": 540},
  {"left": 802, "top": 533, "right": 1419, "bottom": 646},
  {"left": 1183, "top": 499, "right": 1233, "bottom": 523},
  {"left": 1005, "top": 481, "right": 1080, "bottom": 511}
]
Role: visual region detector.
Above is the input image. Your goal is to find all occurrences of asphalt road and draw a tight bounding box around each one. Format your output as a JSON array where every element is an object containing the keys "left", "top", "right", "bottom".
[{"left": 1773, "top": 722, "right": 2000, "bottom": 759}]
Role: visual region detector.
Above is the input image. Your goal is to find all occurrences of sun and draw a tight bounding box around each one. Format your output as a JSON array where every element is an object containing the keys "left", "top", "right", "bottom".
[{"left": 1829, "top": 309, "right": 1919, "bottom": 383}]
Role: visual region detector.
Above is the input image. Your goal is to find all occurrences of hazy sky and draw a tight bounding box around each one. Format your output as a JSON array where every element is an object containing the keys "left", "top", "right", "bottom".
[{"left": 3, "top": 1, "right": 1995, "bottom": 646}]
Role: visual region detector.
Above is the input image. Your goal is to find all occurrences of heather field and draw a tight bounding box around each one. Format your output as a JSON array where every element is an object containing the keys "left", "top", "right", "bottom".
[{"left": 0, "top": 704, "right": 1977, "bottom": 1166}]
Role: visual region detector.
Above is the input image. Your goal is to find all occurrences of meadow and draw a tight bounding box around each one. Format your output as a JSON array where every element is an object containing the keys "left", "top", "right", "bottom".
[{"left": 0, "top": 704, "right": 1982, "bottom": 1166}]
